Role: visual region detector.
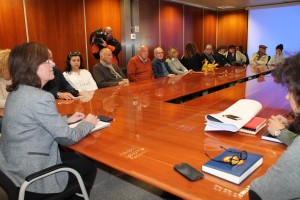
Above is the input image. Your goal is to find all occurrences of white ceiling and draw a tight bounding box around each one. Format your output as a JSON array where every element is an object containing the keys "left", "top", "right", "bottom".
[{"left": 166, "top": 0, "right": 300, "bottom": 10}]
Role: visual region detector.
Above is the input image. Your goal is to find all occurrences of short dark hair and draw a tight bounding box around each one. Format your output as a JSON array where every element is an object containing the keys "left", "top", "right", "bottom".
[
  {"left": 217, "top": 45, "right": 227, "bottom": 52},
  {"left": 7, "top": 42, "right": 49, "bottom": 92},
  {"left": 228, "top": 45, "right": 236, "bottom": 49},
  {"left": 65, "top": 52, "right": 84, "bottom": 72}
]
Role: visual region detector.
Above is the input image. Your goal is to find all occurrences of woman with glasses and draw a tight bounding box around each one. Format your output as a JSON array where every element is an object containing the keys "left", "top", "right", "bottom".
[
  {"left": 166, "top": 47, "right": 191, "bottom": 75},
  {"left": 63, "top": 52, "right": 98, "bottom": 92},
  {"left": 0, "top": 42, "right": 98, "bottom": 199},
  {"left": 250, "top": 52, "right": 300, "bottom": 200}
]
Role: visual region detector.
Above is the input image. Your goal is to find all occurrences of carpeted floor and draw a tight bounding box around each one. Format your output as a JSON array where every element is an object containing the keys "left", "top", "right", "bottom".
[{"left": 89, "top": 163, "right": 182, "bottom": 200}]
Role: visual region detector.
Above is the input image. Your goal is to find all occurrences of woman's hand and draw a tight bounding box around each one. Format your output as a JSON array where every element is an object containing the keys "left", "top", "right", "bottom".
[
  {"left": 67, "top": 112, "right": 85, "bottom": 124},
  {"left": 83, "top": 114, "right": 99, "bottom": 126},
  {"left": 275, "top": 115, "right": 290, "bottom": 127},
  {"left": 58, "top": 92, "right": 74, "bottom": 100},
  {"left": 267, "top": 115, "right": 286, "bottom": 136}
]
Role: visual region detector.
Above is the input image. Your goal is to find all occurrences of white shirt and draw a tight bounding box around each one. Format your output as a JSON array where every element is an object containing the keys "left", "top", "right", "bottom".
[{"left": 63, "top": 69, "right": 98, "bottom": 92}]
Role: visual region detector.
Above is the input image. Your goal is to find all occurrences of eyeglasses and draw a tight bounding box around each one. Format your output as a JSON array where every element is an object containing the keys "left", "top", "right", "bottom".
[
  {"left": 69, "top": 52, "right": 81, "bottom": 57},
  {"left": 205, "top": 146, "right": 247, "bottom": 165},
  {"left": 42, "top": 60, "right": 51, "bottom": 65}
]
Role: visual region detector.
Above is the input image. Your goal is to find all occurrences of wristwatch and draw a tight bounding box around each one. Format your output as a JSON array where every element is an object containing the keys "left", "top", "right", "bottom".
[
  {"left": 274, "top": 129, "right": 284, "bottom": 137},
  {"left": 57, "top": 92, "right": 61, "bottom": 98}
]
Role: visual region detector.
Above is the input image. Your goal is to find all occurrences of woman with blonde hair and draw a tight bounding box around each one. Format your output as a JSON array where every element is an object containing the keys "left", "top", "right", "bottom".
[
  {"left": 0, "top": 49, "right": 11, "bottom": 109},
  {"left": 166, "top": 47, "right": 191, "bottom": 75}
]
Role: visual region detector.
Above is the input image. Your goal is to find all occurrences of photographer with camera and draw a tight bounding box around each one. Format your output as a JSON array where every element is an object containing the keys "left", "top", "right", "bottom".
[{"left": 90, "top": 26, "right": 121, "bottom": 66}]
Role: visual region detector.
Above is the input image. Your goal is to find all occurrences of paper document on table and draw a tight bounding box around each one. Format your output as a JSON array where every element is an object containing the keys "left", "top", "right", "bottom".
[
  {"left": 204, "top": 99, "right": 262, "bottom": 132},
  {"left": 69, "top": 120, "right": 110, "bottom": 133}
]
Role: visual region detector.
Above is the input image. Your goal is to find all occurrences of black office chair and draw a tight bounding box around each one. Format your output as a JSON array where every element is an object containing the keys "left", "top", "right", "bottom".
[{"left": 0, "top": 164, "right": 89, "bottom": 200}]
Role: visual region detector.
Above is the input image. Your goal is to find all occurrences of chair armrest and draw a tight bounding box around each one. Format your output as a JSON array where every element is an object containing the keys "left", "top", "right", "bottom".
[
  {"left": 25, "top": 164, "right": 67, "bottom": 182},
  {"left": 19, "top": 164, "right": 89, "bottom": 200}
]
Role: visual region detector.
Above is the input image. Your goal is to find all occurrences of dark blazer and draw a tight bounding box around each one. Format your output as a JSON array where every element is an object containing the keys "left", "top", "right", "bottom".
[
  {"left": 200, "top": 53, "right": 216, "bottom": 64},
  {"left": 93, "top": 62, "right": 126, "bottom": 88},
  {"left": 180, "top": 53, "right": 203, "bottom": 71},
  {"left": 213, "top": 52, "right": 229, "bottom": 66},
  {"left": 152, "top": 58, "right": 174, "bottom": 78},
  {"left": 43, "top": 67, "right": 79, "bottom": 98}
]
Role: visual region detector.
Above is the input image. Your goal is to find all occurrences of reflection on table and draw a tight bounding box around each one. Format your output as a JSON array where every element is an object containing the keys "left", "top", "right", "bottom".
[{"left": 56, "top": 66, "right": 285, "bottom": 200}]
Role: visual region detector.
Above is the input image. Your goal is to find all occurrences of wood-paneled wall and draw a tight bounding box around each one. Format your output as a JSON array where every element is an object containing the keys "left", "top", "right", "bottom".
[
  {"left": 138, "top": 0, "right": 247, "bottom": 58},
  {"left": 85, "top": 0, "right": 121, "bottom": 70},
  {"left": 138, "top": 0, "right": 159, "bottom": 60},
  {"left": 0, "top": 0, "right": 248, "bottom": 71},
  {"left": 184, "top": 6, "right": 204, "bottom": 56},
  {"left": 0, "top": 0, "right": 121, "bottom": 72},
  {"left": 0, "top": 0, "right": 27, "bottom": 49},
  {"left": 203, "top": 10, "right": 217, "bottom": 51},
  {"left": 26, "top": 0, "right": 86, "bottom": 70},
  {"left": 217, "top": 10, "right": 248, "bottom": 50},
  {"left": 160, "top": 1, "right": 183, "bottom": 57}
]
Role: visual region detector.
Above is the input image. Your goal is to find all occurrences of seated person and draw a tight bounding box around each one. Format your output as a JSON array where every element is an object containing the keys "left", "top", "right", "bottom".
[
  {"left": 213, "top": 45, "right": 230, "bottom": 67},
  {"left": 127, "top": 44, "right": 154, "bottom": 82},
  {"left": 0, "top": 42, "right": 98, "bottom": 199},
  {"left": 0, "top": 49, "right": 11, "bottom": 131},
  {"left": 201, "top": 44, "right": 216, "bottom": 65},
  {"left": 250, "top": 45, "right": 269, "bottom": 65},
  {"left": 0, "top": 49, "right": 11, "bottom": 108},
  {"left": 236, "top": 45, "right": 249, "bottom": 65},
  {"left": 43, "top": 50, "right": 79, "bottom": 99},
  {"left": 249, "top": 52, "right": 300, "bottom": 200},
  {"left": 63, "top": 52, "right": 98, "bottom": 92},
  {"left": 93, "top": 48, "right": 128, "bottom": 88},
  {"left": 268, "top": 44, "right": 285, "bottom": 66},
  {"left": 180, "top": 42, "right": 203, "bottom": 71},
  {"left": 223, "top": 44, "right": 247, "bottom": 66},
  {"left": 166, "top": 47, "right": 191, "bottom": 75},
  {"left": 152, "top": 47, "right": 175, "bottom": 78}
]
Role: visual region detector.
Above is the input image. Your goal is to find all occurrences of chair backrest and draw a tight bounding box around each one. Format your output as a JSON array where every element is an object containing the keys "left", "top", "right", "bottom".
[
  {"left": 0, "top": 186, "right": 9, "bottom": 200},
  {"left": 0, "top": 169, "right": 19, "bottom": 200}
]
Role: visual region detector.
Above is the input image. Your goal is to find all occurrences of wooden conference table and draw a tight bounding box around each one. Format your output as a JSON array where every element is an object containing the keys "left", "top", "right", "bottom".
[
  {"left": 94, "top": 65, "right": 274, "bottom": 103},
  {"left": 56, "top": 65, "right": 287, "bottom": 200}
]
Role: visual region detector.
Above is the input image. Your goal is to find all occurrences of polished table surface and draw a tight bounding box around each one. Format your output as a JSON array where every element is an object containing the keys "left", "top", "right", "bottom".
[
  {"left": 96, "top": 65, "right": 274, "bottom": 102},
  {"left": 183, "top": 76, "right": 290, "bottom": 118},
  {"left": 56, "top": 66, "right": 286, "bottom": 200}
]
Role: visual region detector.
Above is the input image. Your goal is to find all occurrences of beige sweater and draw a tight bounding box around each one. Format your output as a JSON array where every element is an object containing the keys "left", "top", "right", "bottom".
[{"left": 0, "top": 78, "right": 11, "bottom": 108}]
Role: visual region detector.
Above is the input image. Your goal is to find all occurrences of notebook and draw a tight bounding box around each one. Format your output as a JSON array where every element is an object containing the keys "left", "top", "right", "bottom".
[
  {"left": 239, "top": 117, "right": 266, "bottom": 134},
  {"left": 69, "top": 120, "right": 110, "bottom": 132}
]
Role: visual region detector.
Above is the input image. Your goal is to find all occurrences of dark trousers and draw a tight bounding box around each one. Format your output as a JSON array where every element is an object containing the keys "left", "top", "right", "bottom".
[{"left": 23, "top": 151, "right": 97, "bottom": 200}]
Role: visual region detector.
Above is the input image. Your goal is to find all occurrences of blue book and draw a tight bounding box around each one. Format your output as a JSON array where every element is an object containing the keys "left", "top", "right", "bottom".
[{"left": 202, "top": 148, "right": 263, "bottom": 184}]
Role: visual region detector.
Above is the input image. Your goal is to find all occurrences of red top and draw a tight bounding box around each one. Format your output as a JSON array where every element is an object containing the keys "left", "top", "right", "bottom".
[{"left": 127, "top": 55, "right": 154, "bottom": 82}]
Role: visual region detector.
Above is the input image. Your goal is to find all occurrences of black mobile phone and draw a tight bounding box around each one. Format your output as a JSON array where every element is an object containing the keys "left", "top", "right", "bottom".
[
  {"left": 174, "top": 163, "right": 204, "bottom": 181},
  {"left": 98, "top": 115, "right": 113, "bottom": 122}
]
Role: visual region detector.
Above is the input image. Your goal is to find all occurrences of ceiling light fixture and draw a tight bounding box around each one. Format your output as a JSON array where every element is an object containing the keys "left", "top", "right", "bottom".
[{"left": 217, "top": 5, "right": 235, "bottom": 9}]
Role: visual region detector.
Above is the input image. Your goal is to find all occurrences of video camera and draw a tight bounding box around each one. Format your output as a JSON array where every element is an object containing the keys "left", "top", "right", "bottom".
[{"left": 90, "top": 28, "right": 107, "bottom": 46}]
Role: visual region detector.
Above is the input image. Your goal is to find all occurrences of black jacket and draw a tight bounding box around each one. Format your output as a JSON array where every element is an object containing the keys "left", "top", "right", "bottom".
[{"left": 43, "top": 67, "right": 79, "bottom": 98}]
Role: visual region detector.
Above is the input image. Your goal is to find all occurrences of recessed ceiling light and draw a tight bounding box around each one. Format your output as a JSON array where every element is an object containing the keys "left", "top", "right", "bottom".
[{"left": 217, "top": 5, "right": 235, "bottom": 9}]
